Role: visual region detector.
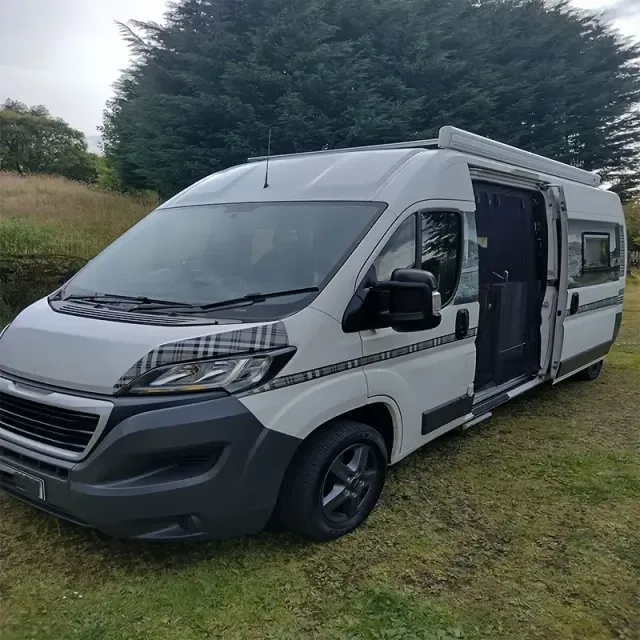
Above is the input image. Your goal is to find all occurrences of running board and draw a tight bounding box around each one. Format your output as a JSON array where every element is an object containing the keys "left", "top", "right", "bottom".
[
  {"left": 470, "top": 377, "right": 545, "bottom": 418},
  {"left": 461, "top": 412, "right": 492, "bottom": 430}
]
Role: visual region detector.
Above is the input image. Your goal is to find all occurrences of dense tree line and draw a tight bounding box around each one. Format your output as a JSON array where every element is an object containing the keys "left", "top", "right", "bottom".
[
  {"left": 0, "top": 100, "right": 97, "bottom": 182},
  {"left": 103, "top": 0, "right": 640, "bottom": 200}
]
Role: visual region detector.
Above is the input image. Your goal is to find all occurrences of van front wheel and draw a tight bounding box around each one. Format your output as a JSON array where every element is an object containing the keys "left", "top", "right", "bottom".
[{"left": 276, "top": 420, "right": 388, "bottom": 541}]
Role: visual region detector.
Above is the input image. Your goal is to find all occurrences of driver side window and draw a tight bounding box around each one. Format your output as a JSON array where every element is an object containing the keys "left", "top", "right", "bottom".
[
  {"left": 373, "top": 215, "right": 417, "bottom": 282},
  {"left": 373, "top": 210, "right": 463, "bottom": 308}
]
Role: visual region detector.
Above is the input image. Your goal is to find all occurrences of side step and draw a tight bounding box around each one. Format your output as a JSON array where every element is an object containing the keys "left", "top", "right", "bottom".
[
  {"left": 461, "top": 412, "right": 492, "bottom": 431},
  {"left": 472, "top": 392, "right": 510, "bottom": 417},
  {"left": 464, "top": 377, "right": 546, "bottom": 428}
]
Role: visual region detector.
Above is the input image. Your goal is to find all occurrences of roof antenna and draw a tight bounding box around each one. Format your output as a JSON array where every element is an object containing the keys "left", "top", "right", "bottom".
[{"left": 263, "top": 128, "right": 272, "bottom": 189}]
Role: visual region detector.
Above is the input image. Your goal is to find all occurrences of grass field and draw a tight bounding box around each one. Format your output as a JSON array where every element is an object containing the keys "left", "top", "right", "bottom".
[
  {"left": 0, "top": 175, "right": 639, "bottom": 639},
  {"left": 0, "top": 172, "right": 154, "bottom": 258},
  {"left": 0, "top": 172, "right": 155, "bottom": 321}
]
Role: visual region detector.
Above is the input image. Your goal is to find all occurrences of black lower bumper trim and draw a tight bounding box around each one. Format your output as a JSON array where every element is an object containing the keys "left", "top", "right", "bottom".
[
  {"left": 2, "top": 485, "right": 89, "bottom": 527},
  {"left": 0, "top": 394, "right": 301, "bottom": 541}
]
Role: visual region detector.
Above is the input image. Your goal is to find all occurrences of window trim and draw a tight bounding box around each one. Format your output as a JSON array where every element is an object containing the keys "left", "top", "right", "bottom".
[
  {"left": 418, "top": 208, "right": 464, "bottom": 309},
  {"left": 581, "top": 232, "right": 611, "bottom": 273}
]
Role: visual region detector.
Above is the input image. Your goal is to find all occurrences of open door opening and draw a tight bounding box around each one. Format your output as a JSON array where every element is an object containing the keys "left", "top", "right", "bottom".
[{"left": 473, "top": 181, "right": 548, "bottom": 396}]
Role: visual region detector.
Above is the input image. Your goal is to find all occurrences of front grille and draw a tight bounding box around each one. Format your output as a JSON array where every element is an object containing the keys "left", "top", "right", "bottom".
[
  {"left": 0, "top": 444, "right": 69, "bottom": 478},
  {"left": 0, "top": 392, "right": 100, "bottom": 454}
]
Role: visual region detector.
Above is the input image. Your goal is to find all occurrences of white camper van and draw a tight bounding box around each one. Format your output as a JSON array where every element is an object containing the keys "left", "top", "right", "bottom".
[{"left": 0, "top": 127, "right": 626, "bottom": 541}]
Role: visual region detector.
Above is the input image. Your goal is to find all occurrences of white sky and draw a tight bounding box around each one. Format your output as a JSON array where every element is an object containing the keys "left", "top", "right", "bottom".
[{"left": 0, "top": 0, "right": 638, "bottom": 138}]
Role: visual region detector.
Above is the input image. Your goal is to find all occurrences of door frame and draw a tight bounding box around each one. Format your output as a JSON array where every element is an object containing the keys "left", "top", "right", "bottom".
[
  {"left": 468, "top": 167, "right": 564, "bottom": 387},
  {"left": 543, "top": 185, "right": 570, "bottom": 380}
]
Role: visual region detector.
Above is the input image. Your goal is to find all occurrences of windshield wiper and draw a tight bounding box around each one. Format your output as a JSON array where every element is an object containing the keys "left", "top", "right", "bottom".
[
  {"left": 63, "top": 287, "right": 319, "bottom": 314},
  {"left": 201, "top": 286, "right": 320, "bottom": 310},
  {"left": 152, "top": 286, "right": 321, "bottom": 313},
  {"left": 62, "top": 293, "right": 191, "bottom": 307}
]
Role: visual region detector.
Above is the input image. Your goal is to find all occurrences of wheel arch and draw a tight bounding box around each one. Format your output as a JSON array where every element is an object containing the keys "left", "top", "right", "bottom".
[{"left": 301, "top": 396, "right": 401, "bottom": 462}]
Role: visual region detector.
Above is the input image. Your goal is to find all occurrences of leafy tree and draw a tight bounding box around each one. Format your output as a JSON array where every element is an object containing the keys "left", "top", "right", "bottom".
[
  {"left": 103, "top": 0, "right": 640, "bottom": 199},
  {"left": 0, "top": 99, "right": 96, "bottom": 182},
  {"left": 91, "top": 154, "right": 122, "bottom": 191}
]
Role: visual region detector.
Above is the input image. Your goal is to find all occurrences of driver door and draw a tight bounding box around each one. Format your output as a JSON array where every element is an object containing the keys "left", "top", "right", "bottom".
[{"left": 360, "top": 205, "right": 479, "bottom": 457}]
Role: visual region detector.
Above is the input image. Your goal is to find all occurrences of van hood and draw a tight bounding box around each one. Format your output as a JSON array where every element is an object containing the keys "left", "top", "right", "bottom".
[{"left": 0, "top": 299, "right": 288, "bottom": 396}]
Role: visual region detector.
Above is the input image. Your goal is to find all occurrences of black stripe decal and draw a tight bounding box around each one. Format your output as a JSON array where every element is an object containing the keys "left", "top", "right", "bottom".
[
  {"left": 246, "top": 327, "right": 478, "bottom": 395},
  {"left": 569, "top": 293, "right": 623, "bottom": 316},
  {"left": 612, "top": 312, "right": 623, "bottom": 343}
]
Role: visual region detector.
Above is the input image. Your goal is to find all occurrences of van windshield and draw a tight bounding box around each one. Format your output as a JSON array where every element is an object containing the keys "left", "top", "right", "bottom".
[{"left": 61, "top": 202, "right": 384, "bottom": 320}]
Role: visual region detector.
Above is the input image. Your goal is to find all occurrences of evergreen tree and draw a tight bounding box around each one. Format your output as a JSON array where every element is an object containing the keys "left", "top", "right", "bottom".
[{"left": 103, "top": 0, "right": 640, "bottom": 200}]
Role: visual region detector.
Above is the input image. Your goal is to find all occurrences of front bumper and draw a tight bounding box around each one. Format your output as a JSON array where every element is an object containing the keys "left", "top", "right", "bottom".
[{"left": 0, "top": 390, "right": 300, "bottom": 540}]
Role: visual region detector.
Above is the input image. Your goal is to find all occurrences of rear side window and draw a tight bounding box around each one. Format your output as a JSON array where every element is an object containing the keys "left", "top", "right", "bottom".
[
  {"left": 582, "top": 233, "right": 610, "bottom": 271},
  {"left": 420, "top": 211, "right": 462, "bottom": 306}
]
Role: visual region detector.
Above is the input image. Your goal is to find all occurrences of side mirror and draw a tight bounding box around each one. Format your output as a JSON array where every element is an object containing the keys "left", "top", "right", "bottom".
[
  {"left": 342, "top": 267, "right": 442, "bottom": 333},
  {"left": 380, "top": 268, "right": 442, "bottom": 332}
]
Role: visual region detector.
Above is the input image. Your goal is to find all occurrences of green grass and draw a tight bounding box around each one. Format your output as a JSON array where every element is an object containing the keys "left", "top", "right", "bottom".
[
  {"left": 0, "top": 172, "right": 155, "bottom": 259},
  {"left": 1, "top": 260, "right": 639, "bottom": 637},
  {"left": 0, "top": 172, "right": 155, "bottom": 317}
]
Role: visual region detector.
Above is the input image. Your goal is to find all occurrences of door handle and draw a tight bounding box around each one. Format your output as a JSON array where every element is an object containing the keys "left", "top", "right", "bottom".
[
  {"left": 456, "top": 309, "right": 470, "bottom": 339},
  {"left": 570, "top": 292, "right": 579, "bottom": 316}
]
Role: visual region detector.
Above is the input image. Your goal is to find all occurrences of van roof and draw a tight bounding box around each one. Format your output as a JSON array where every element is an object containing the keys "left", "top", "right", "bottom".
[
  {"left": 160, "top": 127, "right": 606, "bottom": 209},
  {"left": 160, "top": 147, "right": 431, "bottom": 208}
]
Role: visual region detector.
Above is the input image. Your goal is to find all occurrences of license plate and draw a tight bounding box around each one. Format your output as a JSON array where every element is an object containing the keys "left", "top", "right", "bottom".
[{"left": 0, "top": 461, "right": 46, "bottom": 501}]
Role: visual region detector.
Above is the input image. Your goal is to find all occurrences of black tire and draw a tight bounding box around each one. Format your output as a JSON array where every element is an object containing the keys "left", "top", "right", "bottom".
[
  {"left": 575, "top": 359, "right": 604, "bottom": 381},
  {"left": 275, "top": 420, "right": 388, "bottom": 541}
]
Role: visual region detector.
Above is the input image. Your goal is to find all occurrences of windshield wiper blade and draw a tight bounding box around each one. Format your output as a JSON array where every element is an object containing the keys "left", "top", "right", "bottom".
[
  {"left": 201, "top": 286, "right": 320, "bottom": 310},
  {"left": 63, "top": 293, "right": 191, "bottom": 307},
  {"left": 171, "top": 286, "right": 321, "bottom": 313},
  {"left": 64, "top": 287, "right": 320, "bottom": 314}
]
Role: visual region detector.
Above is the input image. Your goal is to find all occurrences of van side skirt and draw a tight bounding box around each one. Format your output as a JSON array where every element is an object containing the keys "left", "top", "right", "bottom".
[
  {"left": 421, "top": 395, "right": 474, "bottom": 435},
  {"left": 555, "top": 341, "right": 612, "bottom": 380}
]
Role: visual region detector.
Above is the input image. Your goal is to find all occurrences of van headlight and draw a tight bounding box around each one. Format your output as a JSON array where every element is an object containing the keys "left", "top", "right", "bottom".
[{"left": 125, "top": 355, "right": 275, "bottom": 395}]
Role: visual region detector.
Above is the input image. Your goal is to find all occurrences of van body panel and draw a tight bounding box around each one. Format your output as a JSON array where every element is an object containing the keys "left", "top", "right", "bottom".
[
  {"left": 554, "top": 185, "right": 625, "bottom": 374},
  {"left": 238, "top": 307, "right": 369, "bottom": 440},
  {"left": 0, "top": 299, "right": 288, "bottom": 396},
  {"left": 353, "top": 190, "right": 479, "bottom": 457}
]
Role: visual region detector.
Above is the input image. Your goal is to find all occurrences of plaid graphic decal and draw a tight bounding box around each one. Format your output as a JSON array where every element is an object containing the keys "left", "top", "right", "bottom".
[
  {"left": 244, "top": 327, "right": 478, "bottom": 396},
  {"left": 114, "top": 322, "right": 288, "bottom": 391}
]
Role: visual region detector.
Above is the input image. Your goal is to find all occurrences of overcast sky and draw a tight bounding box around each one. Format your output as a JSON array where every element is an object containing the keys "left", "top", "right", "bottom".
[{"left": 1, "top": 0, "right": 638, "bottom": 139}]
